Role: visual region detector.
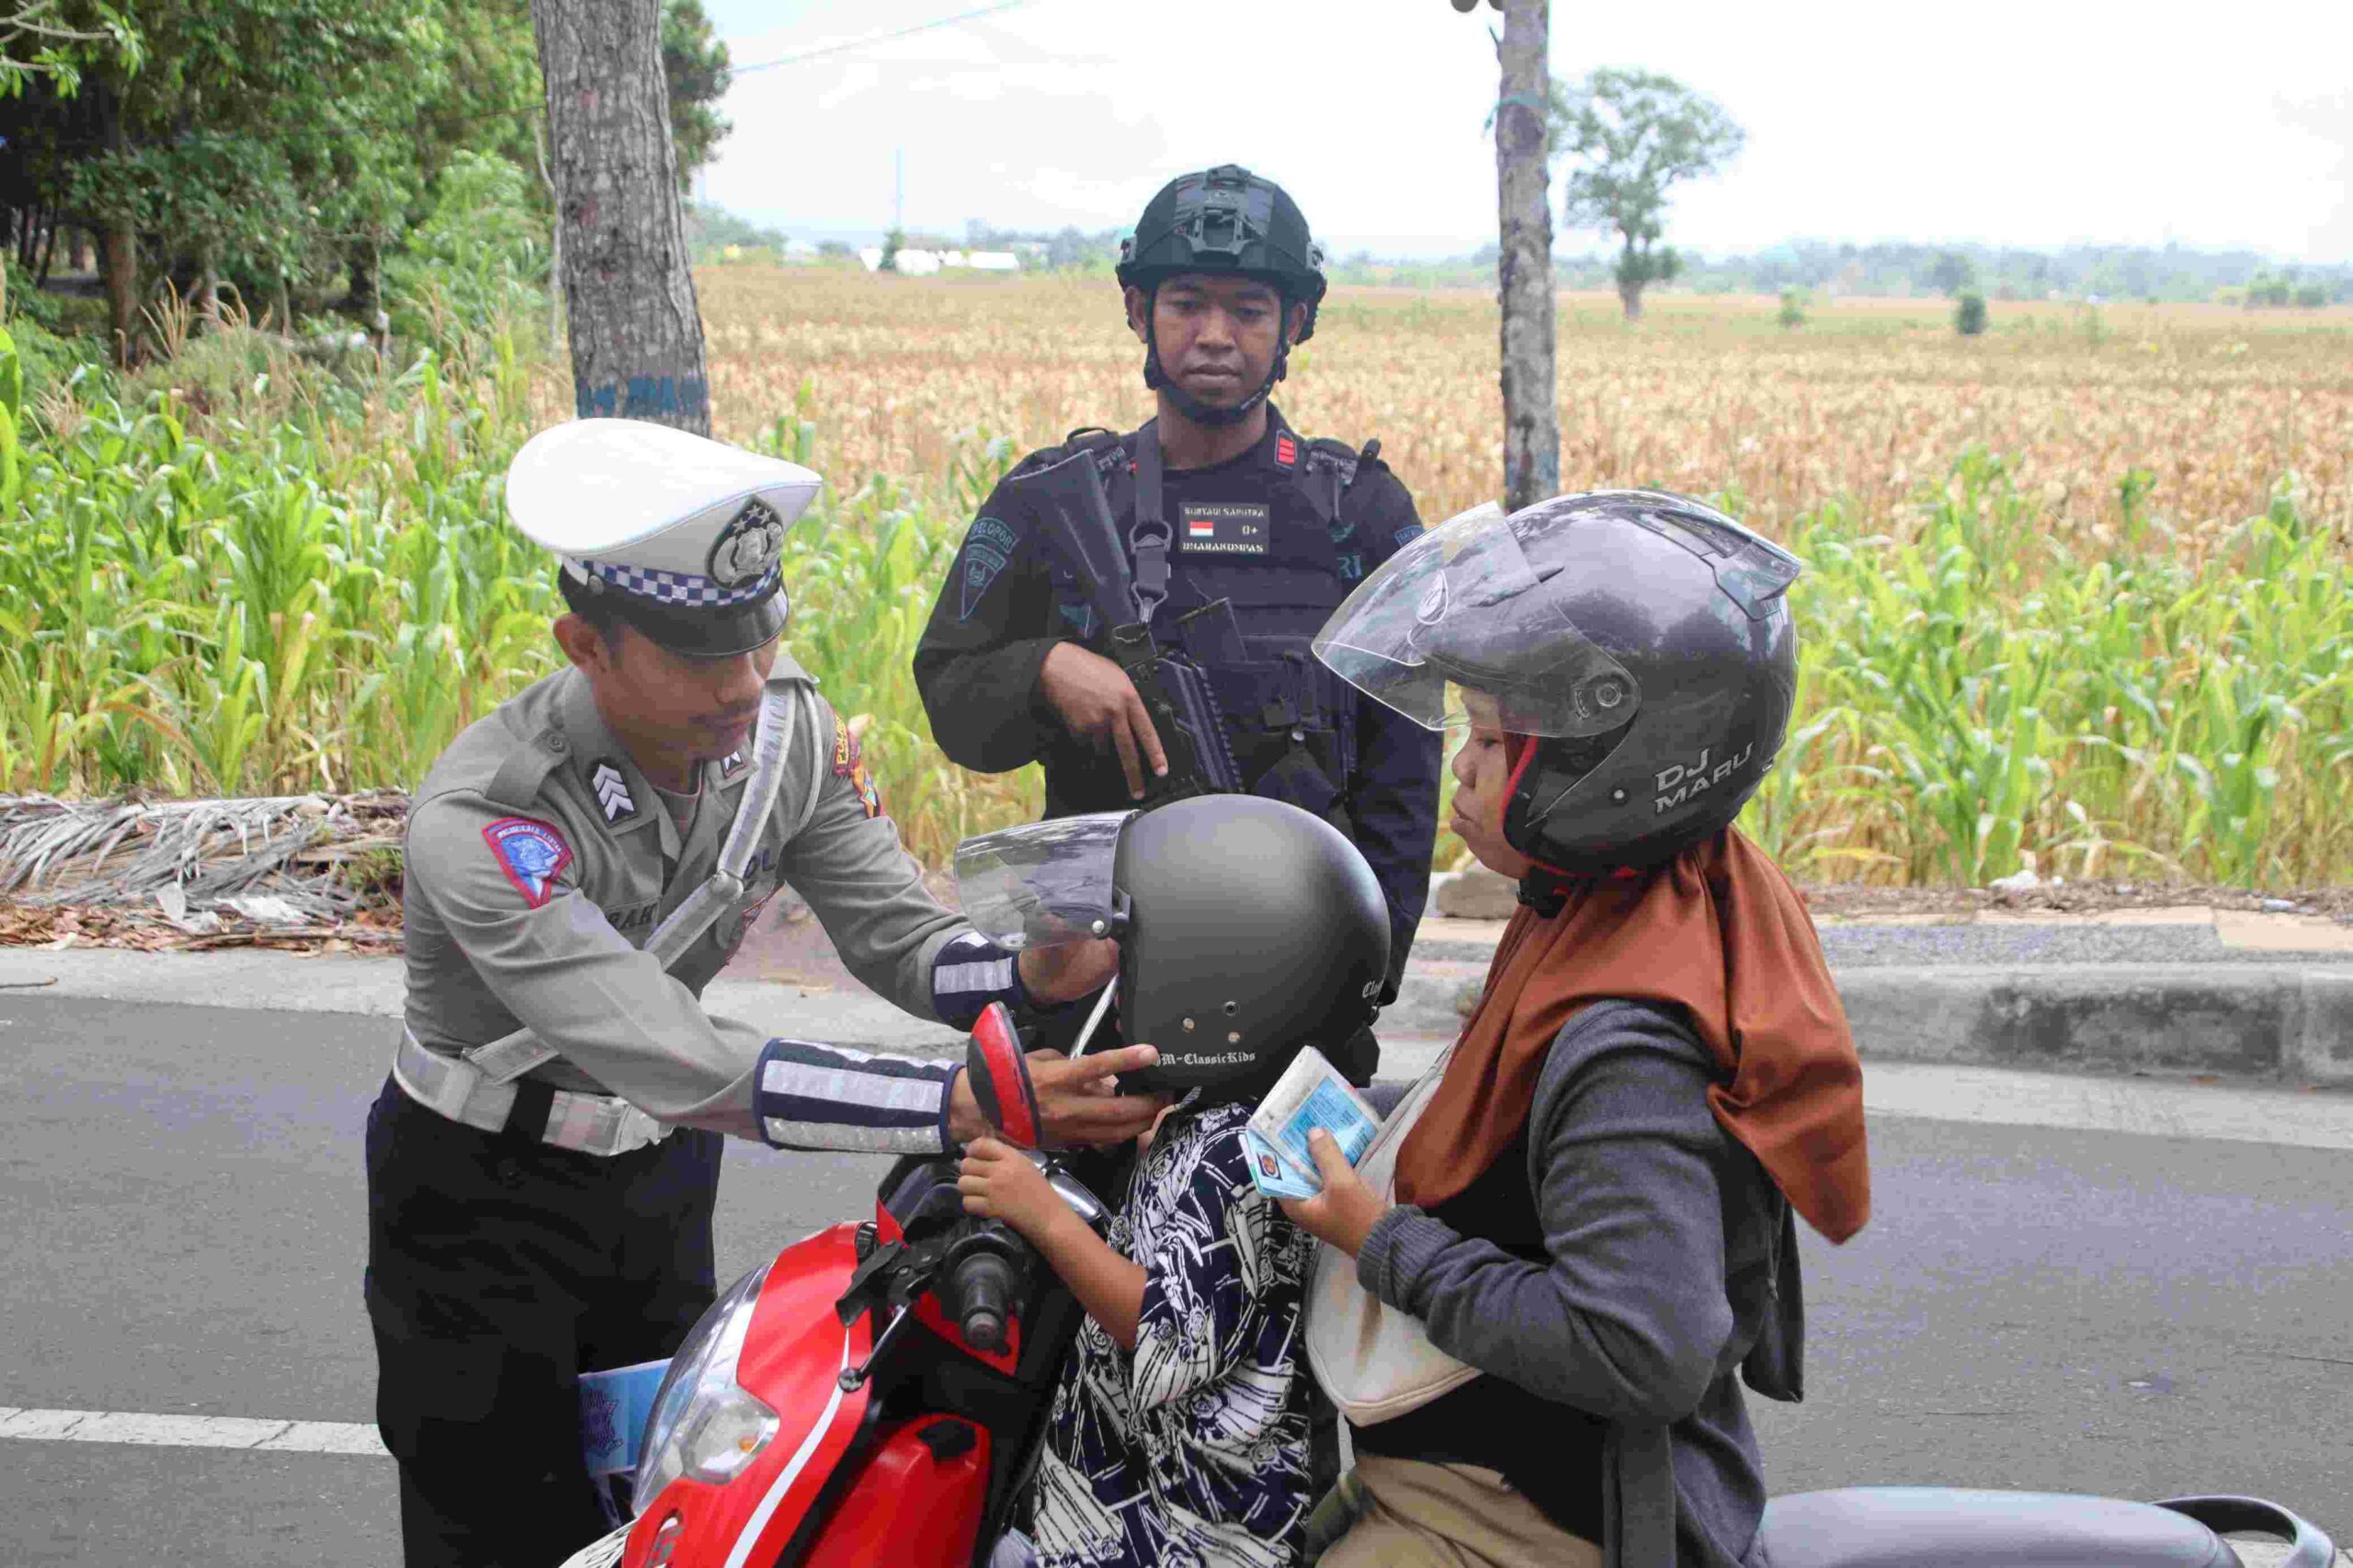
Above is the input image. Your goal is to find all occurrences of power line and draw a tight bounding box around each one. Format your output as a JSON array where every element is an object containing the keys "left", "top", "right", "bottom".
[{"left": 730, "top": 0, "right": 1031, "bottom": 75}]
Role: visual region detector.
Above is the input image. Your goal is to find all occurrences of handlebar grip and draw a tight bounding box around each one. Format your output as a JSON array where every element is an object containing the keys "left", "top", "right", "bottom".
[{"left": 952, "top": 1250, "right": 1016, "bottom": 1355}]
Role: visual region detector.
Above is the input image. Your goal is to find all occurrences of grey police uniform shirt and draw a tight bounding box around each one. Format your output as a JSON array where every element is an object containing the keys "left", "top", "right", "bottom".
[{"left": 401, "top": 656, "right": 1010, "bottom": 1153}]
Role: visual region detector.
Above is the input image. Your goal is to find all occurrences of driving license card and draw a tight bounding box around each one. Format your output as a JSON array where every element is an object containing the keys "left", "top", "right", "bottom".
[
  {"left": 1247, "top": 1046, "right": 1380, "bottom": 1196},
  {"left": 1243, "top": 1125, "right": 1322, "bottom": 1199}
]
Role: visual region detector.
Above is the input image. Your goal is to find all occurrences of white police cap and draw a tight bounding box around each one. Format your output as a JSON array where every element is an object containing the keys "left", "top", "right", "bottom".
[{"left": 506, "top": 418, "right": 823, "bottom": 657}]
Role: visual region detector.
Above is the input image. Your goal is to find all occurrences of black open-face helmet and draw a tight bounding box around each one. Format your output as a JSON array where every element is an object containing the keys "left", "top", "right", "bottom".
[
  {"left": 952, "top": 797, "right": 1389, "bottom": 1096},
  {"left": 1314, "top": 491, "right": 1802, "bottom": 882},
  {"left": 1117, "top": 165, "right": 1328, "bottom": 426}
]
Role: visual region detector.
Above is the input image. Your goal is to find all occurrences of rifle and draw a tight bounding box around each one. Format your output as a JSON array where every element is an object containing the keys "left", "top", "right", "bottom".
[{"left": 1000, "top": 448, "right": 1245, "bottom": 805}]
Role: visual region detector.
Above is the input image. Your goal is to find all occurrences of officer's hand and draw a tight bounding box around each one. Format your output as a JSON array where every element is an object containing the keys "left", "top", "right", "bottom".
[
  {"left": 1030, "top": 1044, "right": 1168, "bottom": 1148},
  {"left": 1039, "top": 642, "right": 1168, "bottom": 800},
  {"left": 1016, "top": 937, "right": 1118, "bottom": 1006}
]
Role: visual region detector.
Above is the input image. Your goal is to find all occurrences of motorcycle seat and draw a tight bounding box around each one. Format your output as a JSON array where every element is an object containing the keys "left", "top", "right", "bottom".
[{"left": 1752, "top": 1488, "right": 2239, "bottom": 1568}]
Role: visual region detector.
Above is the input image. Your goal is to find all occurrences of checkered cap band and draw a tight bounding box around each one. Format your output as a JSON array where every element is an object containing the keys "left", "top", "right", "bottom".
[{"left": 576, "top": 556, "right": 780, "bottom": 608}]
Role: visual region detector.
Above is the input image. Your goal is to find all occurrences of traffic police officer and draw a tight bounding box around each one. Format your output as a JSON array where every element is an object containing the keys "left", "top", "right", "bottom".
[
  {"left": 365, "top": 417, "right": 1162, "bottom": 1567},
  {"left": 913, "top": 165, "right": 1443, "bottom": 1082}
]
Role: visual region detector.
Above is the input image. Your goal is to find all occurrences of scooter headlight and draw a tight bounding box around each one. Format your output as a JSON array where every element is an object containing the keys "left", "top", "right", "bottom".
[{"left": 632, "top": 1263, "right": 780, "bottom": 1516}]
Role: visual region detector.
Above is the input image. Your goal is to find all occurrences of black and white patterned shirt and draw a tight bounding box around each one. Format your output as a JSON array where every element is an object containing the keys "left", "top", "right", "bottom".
[{"left": 1029, "top": 1101, "right": 1317, "bottom": 1568}]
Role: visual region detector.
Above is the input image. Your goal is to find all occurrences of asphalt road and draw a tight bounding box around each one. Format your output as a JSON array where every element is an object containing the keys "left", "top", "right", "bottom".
[{"left": 3, "top": 994, "right": 2347, "bottom": 1566}]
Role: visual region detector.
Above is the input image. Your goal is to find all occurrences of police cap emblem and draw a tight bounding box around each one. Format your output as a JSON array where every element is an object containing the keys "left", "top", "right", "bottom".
[{"left": 708, "top": 497, "right": 788, "bottom": 590}]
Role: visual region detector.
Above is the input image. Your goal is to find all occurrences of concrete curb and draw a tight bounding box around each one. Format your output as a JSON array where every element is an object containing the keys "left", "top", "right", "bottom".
[
  {"left": 4, "top": 946, "right": 2347, "bottom": 1087},
  {"left": 1385, "top": 961, "right": 2353, "bottom": 1087}
]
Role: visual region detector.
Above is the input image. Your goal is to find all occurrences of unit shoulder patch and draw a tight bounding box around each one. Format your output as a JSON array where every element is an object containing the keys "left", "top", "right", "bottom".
[
  {"left": 831, "top": 713, "right": 884, "bottom": 819},
  {"left": 482, "top": 816, "right": 574, "bottom": 910},
  {"left": 958, "top": 515, "right": 1021, "bottom": 621}
]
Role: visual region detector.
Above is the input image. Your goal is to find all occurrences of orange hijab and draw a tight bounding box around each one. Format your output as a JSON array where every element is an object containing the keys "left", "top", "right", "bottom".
[{"left": 1395, "top": 827, "right": 1871, "bottom": 1244}]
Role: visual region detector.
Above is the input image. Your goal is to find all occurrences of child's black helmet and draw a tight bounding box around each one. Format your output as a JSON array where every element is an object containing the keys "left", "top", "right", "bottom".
[{"left": 952, "top": 797, "right": 1389, "bottom": 1094}]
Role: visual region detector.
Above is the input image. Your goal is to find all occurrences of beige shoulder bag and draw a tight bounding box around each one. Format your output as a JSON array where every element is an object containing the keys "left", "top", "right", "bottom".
[{"left": 1302, "top": 1044, "right": 1483, "bottom": 1424}]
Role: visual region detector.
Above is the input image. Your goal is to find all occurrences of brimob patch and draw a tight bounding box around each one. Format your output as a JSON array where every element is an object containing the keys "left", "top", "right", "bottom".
[
  {"left": 483, "top": 816, "right": 573, "bottom": 910},
  {"left": 958, "top": 516, "right": 1019, "bottom": 620},
  {"left": 708, "top": 496, "right": 788, "bottom": 590}
]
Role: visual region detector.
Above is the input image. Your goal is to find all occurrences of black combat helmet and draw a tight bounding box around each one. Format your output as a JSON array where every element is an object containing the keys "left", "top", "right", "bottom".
[
  {"left": 1315, "top": 490, "right": 1802, "bottom": 881},
  {"left": 1117, "top": 164, "right": 1328, "bottom": 426},
  {"left": 952, "top": 796, "right": 1389, "bottom": 1096}
]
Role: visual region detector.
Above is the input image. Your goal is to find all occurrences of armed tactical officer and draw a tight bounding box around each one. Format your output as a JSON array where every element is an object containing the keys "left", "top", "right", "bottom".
[
  {"left": 365, "top": 418, "right": 1162, "bottom": 1568},
  {"left": 914, "top": 165, "right": 1443, "bottom": 1081}
]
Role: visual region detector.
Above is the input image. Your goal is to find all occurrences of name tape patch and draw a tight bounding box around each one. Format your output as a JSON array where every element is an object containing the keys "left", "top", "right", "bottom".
[
  {"left": 1178, "top": 501, "right": 1269, "bottom": 556},
  {"left": 483, "top": 816, "right": 574, "bottom": 910}
]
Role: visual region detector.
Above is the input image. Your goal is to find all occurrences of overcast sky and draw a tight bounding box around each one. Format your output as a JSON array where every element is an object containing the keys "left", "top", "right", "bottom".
[{"left": 696, "top": 0, "right": 2353, "bottom": 263}]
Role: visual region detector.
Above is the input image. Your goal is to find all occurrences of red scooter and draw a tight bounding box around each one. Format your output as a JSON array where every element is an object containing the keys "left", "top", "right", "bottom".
[{"left": 563, "top": 1006, "right": 2340, "bottom": 1568}]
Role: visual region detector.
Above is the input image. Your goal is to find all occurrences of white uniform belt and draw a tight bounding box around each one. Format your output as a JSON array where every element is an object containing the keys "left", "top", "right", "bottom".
[{"left": 392, "top": 1028, "right": 671, "bottom": 1158}]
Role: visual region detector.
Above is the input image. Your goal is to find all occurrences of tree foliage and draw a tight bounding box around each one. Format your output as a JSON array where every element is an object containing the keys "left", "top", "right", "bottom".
[
  {"left": 660, "top": 0, "right": 730, "bottom": 187},
  {"left": 1, "top": 0, "right": 732, "bottom": 354},
  {"left": 1549, "top": 66, "right": 1743, "bottom": 319}
]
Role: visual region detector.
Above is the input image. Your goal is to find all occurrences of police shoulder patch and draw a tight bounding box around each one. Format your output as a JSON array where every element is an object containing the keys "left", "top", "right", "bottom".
[
  {"left": 831, "top": 713, "right": 884, "bottom": 819},
  {"left": 958, "top": 515, "right": 1021, "bottom": 621},
  {"left": 482, "top": 816, "right": 573, "bottom": 910},
  {"left": 1392, "top": 523, "right": 1426, "bottom": 549}
]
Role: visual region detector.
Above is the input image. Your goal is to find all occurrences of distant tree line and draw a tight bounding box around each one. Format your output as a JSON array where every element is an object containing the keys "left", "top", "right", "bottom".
[{"left": 1669, "top": 241, "right": 2352, "bottom": 306}]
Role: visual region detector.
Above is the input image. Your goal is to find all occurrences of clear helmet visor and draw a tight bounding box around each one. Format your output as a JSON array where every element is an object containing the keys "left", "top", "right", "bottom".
[
  {"left": 1312, "top": 502, "right": 1641, "bottom": 737},
  {"left": 951, "top": 811, "right": 1138, "bottom": 950}
]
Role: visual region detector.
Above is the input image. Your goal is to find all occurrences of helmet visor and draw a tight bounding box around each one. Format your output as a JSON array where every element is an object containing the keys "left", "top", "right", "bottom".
[
  {"left": 1313, "top": 503, "right": 1641, "bottom": 737},
  {"left": 951, "top": 812, "right": 1138, "bottom": 950}
]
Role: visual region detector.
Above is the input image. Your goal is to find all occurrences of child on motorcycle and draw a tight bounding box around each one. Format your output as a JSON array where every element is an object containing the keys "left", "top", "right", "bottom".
[{"left": 955, "top": 796, "right": 1394, "bottom": 1568}]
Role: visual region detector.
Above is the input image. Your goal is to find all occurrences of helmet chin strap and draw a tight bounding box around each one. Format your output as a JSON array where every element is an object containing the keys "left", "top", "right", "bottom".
[{"left": 1140, "top": 281, "right": 1291, "bottom": 429}]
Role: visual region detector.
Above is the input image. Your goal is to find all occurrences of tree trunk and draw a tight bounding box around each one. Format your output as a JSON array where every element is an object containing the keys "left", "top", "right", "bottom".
[
  {"left": 1618, "top": 278, "right": 1644, "bottom": 321},
  {"left": 530, "top": 0, "right": 710, "bottom": 436},
  {"left": 1495, "top": 0, "right": 1558, "bottom": 514},
  {"left": 101, "top": 229, "right": 137, "bottom": 367}
]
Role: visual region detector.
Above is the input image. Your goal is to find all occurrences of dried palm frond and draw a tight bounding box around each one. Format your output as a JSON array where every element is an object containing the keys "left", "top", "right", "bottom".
[{"left": 0, "top": 794, "right": 413, "bottom": 930}]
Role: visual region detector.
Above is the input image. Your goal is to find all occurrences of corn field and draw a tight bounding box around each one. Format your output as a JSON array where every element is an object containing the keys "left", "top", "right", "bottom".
[{"left": 2, "top": 269, "right": 2347, "bottom": 886}]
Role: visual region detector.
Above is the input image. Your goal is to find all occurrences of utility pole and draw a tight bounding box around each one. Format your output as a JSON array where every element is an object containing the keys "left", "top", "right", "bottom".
[
  {"left": 894, "top": 147, "right": 904, "bottom": 234},
  {"left": 1492, "top": 0, "right": 1559, "bottom": 512},
  {"left": 531, "top": 0, "right": 713, "bottom": 436}
]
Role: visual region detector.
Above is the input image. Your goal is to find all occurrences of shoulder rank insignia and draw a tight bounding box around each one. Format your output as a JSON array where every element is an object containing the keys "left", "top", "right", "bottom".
[
  {"left": 1275, "top": 433, "right": 1298, "bottom": 468},
  {"left": 483, "top": 816, "right": 573, "bottom": 910},
  {"left": 832, "top": 713, "right": 884, "bottom": 820},
  {"left": 589, "top": 759, "right": 639, "bottom": 824},
  {"left": 721, "top": 745, "right": 747, "bottom": 779}
]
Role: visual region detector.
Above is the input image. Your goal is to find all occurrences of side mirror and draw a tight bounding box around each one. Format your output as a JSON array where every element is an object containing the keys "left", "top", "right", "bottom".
[{"left": 963, "top": 1001, "right": 1041, "bottom": 1147}]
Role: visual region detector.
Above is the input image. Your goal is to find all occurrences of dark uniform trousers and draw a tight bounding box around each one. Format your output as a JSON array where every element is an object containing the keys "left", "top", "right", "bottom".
[{"left": 364, "top": 1076, "right": 722, "bottom": 1566}]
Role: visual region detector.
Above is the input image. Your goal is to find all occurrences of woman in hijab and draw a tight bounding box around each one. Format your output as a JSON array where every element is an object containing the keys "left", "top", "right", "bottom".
[{"left": 1280, "top": 491, "right": 1872, "bottom": 1568}]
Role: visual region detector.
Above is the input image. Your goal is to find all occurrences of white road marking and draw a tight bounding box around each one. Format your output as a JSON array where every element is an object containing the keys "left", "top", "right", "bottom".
[{"left": 0, "top": 1407, "right": 387, "bottom": 1457}]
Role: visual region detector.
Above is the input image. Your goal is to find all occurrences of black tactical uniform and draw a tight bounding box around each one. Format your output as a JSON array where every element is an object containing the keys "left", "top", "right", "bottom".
[{"left": 912, "top": 170, "right": 1442, "bottom": 1080}]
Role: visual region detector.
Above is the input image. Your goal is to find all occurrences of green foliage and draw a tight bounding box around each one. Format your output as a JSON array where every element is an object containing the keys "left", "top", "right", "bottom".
[
  {"left": 1549, "top": 66, "right": 1743, "bottom": 316},
  {"left": 1777, "top": 288, "right": 1807, "bottom": 329},
  {"left": 880, "top": 228, "right": 905, "bottom": 274},
  {"left": 382, "top": 151, "right": 548, "bottom": 353},
  {"left": 1755, "top": 449, "right": 2351, "bottom": 886},
  {"left": 661, "top": 0, "right": 731, "bottom": 187},
  {"left": 1954, "top": 289, "right": 1989, "bottom": 336},
  {"left": 0, "top": 0, "right": 142, "bottom": 97}
]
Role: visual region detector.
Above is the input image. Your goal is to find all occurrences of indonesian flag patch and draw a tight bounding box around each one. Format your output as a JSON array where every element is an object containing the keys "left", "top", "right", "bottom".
[
  {"left": 832, "top": 714, "right": 884, "bottom": 820},
  {"left": 483, "top": 816, "right": 573, "bottom": 909}
]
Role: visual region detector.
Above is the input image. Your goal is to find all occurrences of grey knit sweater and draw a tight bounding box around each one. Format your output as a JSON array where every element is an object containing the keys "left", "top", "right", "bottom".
[{"left": 1357, "top": 1001, "right": 1805, "bottom": 1568}]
